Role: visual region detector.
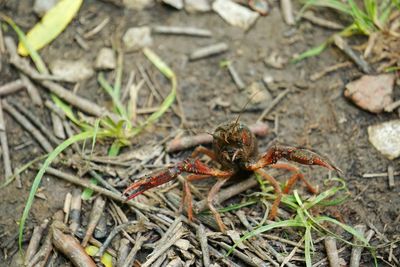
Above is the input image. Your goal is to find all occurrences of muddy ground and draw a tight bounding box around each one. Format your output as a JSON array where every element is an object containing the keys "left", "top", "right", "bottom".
[{"left": 0, "top": 0, "right": 399, "bottom": 266}]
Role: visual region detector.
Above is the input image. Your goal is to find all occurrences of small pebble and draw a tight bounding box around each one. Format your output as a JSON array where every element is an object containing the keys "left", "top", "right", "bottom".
[
  {"left": 95, "top": 47, "right": 116, "bottom": 70},
  {"left": 123, "top": 0, "right": 154, "bottom": 10},
  {"left": 123, "top": 27, "right": 153, "bottom": 52},
  {"left": 212, "top": 0, "right": 259, "bottom": 30},
  {"left": 344, "top": 74, "right": 395, "bottom": 113},
  {"left": 163, "top": 0, "right": 183, "bottom": 9},
  {"left": 50, "top": 59, "right": 94, "bottom": 82},
  {"left": 184, "top": 0, "right": 211, "bottom": 13},
  {"left": 33, "top": 0, "right": 58, "bottom": 17},
  {"left": 368, "top": 120, "right": 400, "bottom": 160}
]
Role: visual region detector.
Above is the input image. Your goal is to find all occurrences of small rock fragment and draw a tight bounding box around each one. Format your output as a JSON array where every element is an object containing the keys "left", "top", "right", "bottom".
[
  {"left": 123, "top": 0, "right": 154, "bottom": 10},
  {"left": 212, "top": 0, "right": 259, "bottom": 30},
  {"left": 163, "top": 0, "right": 183, "bottom": 9},
  {"left": 34, "top": 0, "right": 58, "bottom": 17},
  {"left": 344, "top": 74, "right": 395, "bottom": 113},
  {"left": 264, "top": 52, "right": 287, "bottom": 69},
  {"left": 123, "top": 27, "right": 153, "bottom": 52},
  {"left": 50, "top": 59, "right": 94, "bottom": 82},
  {"left": 368, "top": 120, "right": 400, "bottom": 160},
  {"left": 185, "top": 0, "right": 211, "bottom": 13},
  {"left": 231, "top": 81, "right": 271, "bottom": 112},
  {"left": 95, "top": 47, "right": 116, "bottom": 70}
]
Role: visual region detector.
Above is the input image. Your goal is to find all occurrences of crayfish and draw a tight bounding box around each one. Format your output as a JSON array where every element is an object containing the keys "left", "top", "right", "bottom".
[{"left": 123, "top": 121, "right": 341, "bottom": 232}]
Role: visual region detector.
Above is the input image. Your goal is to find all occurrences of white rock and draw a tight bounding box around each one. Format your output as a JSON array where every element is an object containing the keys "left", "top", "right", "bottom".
[
  {"left": 95, "top": 48, "right": 116, "bottom": 70},
  {"left": 163, "top": 0, "right": 183, "bottom": 9},
  {"left": 123, "top": 0, "right": 154, "bottom": 10},
  {"left": 185, "top": 0, "right": 211, "bottom": 13},
  {"left": 368, "top": 120, "right": 400, "bottom": 160},
  {"left": 212, "top": 0, "right": 259, "bottom": 30},
  {"left": 50, "top": 59, "right": 94, "bottom": 82},
  {"left": 34, "top": 0, "right": 59, "bottom": 17},
  {"left": 123, "top": 27, "right": 153, "bottom": 52}
]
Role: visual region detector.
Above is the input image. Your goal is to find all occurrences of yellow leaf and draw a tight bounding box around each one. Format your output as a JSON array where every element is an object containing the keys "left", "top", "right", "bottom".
[
  {"left": 17, "top": 0, "right": 83, "bottom": 56},
  {"left": 85, "top": 245, "right": 113, "bottom": 267}
]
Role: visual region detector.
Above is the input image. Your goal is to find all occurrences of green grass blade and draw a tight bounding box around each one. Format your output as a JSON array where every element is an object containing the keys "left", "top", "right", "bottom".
[
  {"left": 304, "top": 226, "right": 313, "bottom": 267},
  {"left": 226, "top": 219, "right": 303, "bottom": 256},
  {"left": 300, "top": 0, "right": 353, "bottom": 15},
  {"left": 1, "top": 15, "right": 48, "bottom": 74},
  {"left": 314, "top": 216, "right": 370, "bottom": 246},
  {"left": 139, "top": 48, "right": 176, "bottom": 128},
  {"left": 19, "top": 130, "right": 94, "bottom": 250},
  {"left": 293, "top": 42, "right": 328, "bottom": 62},
  {"left": 81, "top": 178, "right": 98, "bottom": 200},
  {"left": 98, "top": 72, "right": 128, "bottom": 119}
]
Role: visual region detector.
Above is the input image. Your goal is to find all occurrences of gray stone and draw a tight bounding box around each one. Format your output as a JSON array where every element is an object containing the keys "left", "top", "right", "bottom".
[
  {"left": 122, "top": 27, "right": 153, "bottom": 52},
  {"left": 50, "top": 59, "right": 94, "bottom": 82},
  {"left": 212, "top": 0, "right": 259, "bottom": 30},
  {"left": 34, "top": 0, "right": 59, "bottom": 17},
  {"left": 368, "top": 120, "right": 400, "bottom": 160},
  {"left": 344, "top": 74, "right": 395, "bottom": 113},
  {"left": 185, "top": 0, "right": 211, "bottom": 13},
  {"left": 162, "top": 0, "right": 183, "bottom": 9},
  {"left": 95, "top": 48, "right": 116, "bottom": 70},
  {"left": 123, "top": 0, "right": 154, "bottom": 10}
]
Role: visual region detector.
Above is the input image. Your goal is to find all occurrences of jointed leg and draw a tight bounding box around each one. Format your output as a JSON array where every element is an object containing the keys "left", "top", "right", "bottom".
[
  {"left": 207, "top": 178, "right": 229, "bottom": 232},
  {"left": 191, "top": 146, "right": 217, "bottom": 160},
  {"left": 182, "top": 174, "right": 210, "bottom": 221},
  {"left": 272, "top": 163, "right": 318, "bottom": 194},
  {"left": 255, "top": 169, "right": 282, "bottom": 220}
]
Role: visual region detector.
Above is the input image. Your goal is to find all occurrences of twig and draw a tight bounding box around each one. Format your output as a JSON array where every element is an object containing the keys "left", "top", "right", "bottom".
[
  {"left": 24, "top": 219, "right": 49, "bottom": 265},
  {"left": 82, "top": 196, "right": 106, "bottom": 247},
  {"left": 83, "top": 17, "right": 110, "bottom": 39},
  {"left": 52, "top": 221, "right": 96, "bottom": 267},
  {"left": 20, "top": 73, "right": 43, "bottom": 106},
  {"left": 51, "top": 112, "right": 65, "bottom": 139},
  {"left": 189, "top": 43, "right": 228, "bottom": 60},
  {"left": 208, "top": 245, "right": 242, "bottom": 267},
  {"left": 117, "top": 238, "right": 130, "bottom": 267},
  {"left": 152, "top": 26, "right": 212, "bottom": 37},
  {"left": 2, "top": 100, "right": 53, "bottom": 153},
  {"left": 166, "top": 121, "right": 269, "bottom": 152},
  {"left": 45, "top": 166, "right": 160, "bottom": 212},
  {"left": 0, "top": 100, "right": 12, "bottom": 179},
  {"left": 333, "top": 35, "right": 372, "bottom": 74},
  {"left": 69, "top": 188, "right": 82, "bottom": 233},
  {"left": 300, "top": 11, "right": 344, "bottom": 30},
  {"left": 227, "top": 62, "right": 245, "bottom": 90},
  {"left": 197, "top": 224, "right": 210, "bottom": 267},
  {"left": 63, "top": 192, "right": 72, "bottom": 224},
  {"left": 310, "top": 61, "right": 352, "bottom": 81},
  {"left": 0, "top": 79, "right": 24, "bottom": 96},
  {"left": 74, "top": 34, "right": 90, "bottom": 50},
  {"left": 4, "top": 37, "right": 116, "bottom": 119},
  {"left": 142, "top": 228, "right": 186, "bottom": 267},
  {"left": 349, "top": 224, "right": 366, "bottom": 267},
  {"left": 363, "top": 171, "right": 400, "bottom": 178},
  {"left": 280, "top": 237, "right": 304, "bottom": 267},
  {"left": 121, "top": 233, "right": 148, "bottom": 267},
  {"left": 257, "top": 88, "right": 290, "bottom": 122},
  {"left": 8, "top": 99, "right": 60, "bottom": 146},
  {"left": 216, "top": 241, "right": 262, "bottom": 267},
  {"left": 312, "top": 245, "right": 347, "bottom": 267},
  {"left": 388, "top": 165, "right": 395, "bottom": 189},
  {"left": 324, "top": 236, "right": 339, "bottom": 267},
  {"left": 281, "top": 0, "right": 295, "bottom": 25},
  {"left": 95, "top": 221, "right": 137, "bottom": 258},
  {"left": 40, "top": 80, "right": 117, "bottom": 119}
]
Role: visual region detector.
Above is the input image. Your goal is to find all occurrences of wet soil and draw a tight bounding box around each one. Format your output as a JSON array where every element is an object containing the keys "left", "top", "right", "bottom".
[{"left": 0, "top": 0, "right": 399, "bottom": 266}]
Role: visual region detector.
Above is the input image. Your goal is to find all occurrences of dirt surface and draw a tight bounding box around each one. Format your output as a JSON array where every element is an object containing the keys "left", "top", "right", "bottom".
[{"left": 0, "top": 1, "right": 399, "bottom": 266}]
